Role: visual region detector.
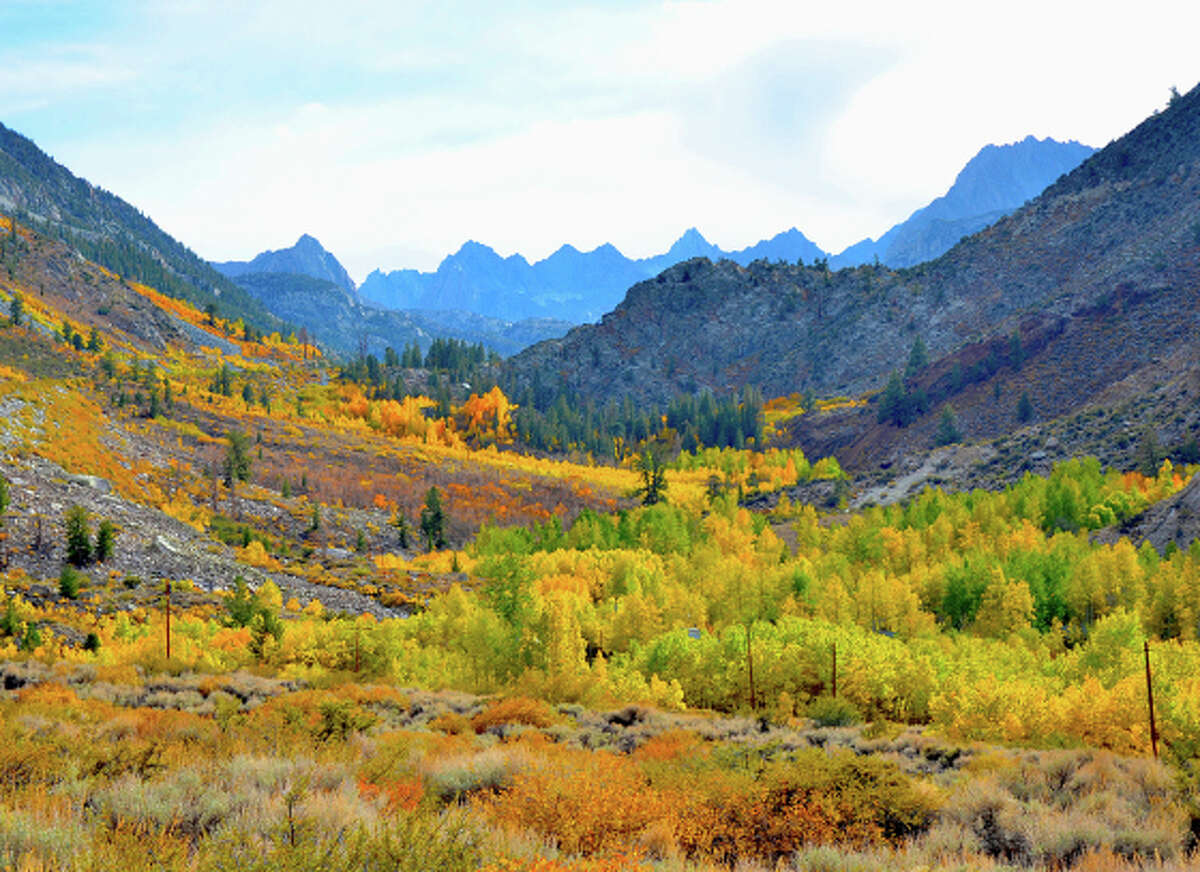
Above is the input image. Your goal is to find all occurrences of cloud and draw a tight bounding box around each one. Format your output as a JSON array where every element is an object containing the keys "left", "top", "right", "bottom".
[{"left": 5, "top": 0, "right": 1200, "bottom": 276}]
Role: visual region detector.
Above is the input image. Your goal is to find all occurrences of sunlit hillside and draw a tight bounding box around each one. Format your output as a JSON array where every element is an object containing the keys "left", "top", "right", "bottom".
[{"left": 3, "top": 206, "right": 1200, "bottom": 872}]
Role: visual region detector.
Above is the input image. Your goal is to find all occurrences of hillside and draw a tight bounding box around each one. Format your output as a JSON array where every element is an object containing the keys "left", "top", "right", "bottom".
[
  {"left": 503, "top": 85, "right": 1200, "bottom": 476},
  {"left": 5, "top": 158, "right": 1200, "bottom": 872},
  {"left": 0, "top": 122, "right": 285, "bottom": 333}
]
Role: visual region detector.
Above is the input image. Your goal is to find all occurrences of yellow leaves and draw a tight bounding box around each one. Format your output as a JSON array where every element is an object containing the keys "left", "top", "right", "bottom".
[
  {"left": 974, "top": 568, "right": 1035, "bottom": 639},
  {"left": 237, "top": 540, "right": 282, "bottom": 571}
]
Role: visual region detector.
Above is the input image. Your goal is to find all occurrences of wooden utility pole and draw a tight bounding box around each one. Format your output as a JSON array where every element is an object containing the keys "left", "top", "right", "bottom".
[
  {"left": 746, "top": 623, "right": 756, "bottom": 711},
  {"left": 1144, "top": 640, "right": 1159, "bottom": 760},
  {"left": 165, "top": 580, "right": 172, "bottom": 660},
  {"left": 831, "top": 642, "right": 838, "bottom": 699}
]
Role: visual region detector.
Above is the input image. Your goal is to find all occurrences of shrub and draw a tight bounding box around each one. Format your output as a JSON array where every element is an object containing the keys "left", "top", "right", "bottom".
[
  {"left": 807, "top": 695, "right": 862, "bottom": 727},
  {"left": 425, "top": 746, "right": 532, "bottom": 804},
  {"left": 471, "top": 697, "right": 558, "bottom": 733},
  {"left": 59, "top": 566, "right": 82, "bottom": 599}
]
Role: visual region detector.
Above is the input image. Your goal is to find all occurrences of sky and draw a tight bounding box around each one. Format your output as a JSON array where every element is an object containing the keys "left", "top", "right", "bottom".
[{"left": 0, "top": 1, "right": 1198, "bottom": 283}]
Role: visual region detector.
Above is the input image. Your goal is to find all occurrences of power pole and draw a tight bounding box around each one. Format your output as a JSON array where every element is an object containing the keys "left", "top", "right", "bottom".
[
  {"left": 165, "top": 580, "right": 172, "bottom": 660},
  {"left": 831, "top": 642, "right": 838, "bottom": 699},
  {"left": 745, "top": 622, "right": 756, "bottom": 711},
  {"left": 1144, "top": 640, "right": 1159, "bottom": 759}
]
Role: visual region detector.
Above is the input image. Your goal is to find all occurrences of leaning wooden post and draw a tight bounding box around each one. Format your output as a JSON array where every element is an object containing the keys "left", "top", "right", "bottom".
[
  {"left": 831, "top": 641, "right": 838, "bottom": 699},
  {"left": 1144, "top": 640, "right": 1158, "bottom": 760},
  {"left": 165, "top": 580, "right": 172, "bottom": 660},
  {"left": 746, "top": 622, "right": 756, "bottom": 711}
]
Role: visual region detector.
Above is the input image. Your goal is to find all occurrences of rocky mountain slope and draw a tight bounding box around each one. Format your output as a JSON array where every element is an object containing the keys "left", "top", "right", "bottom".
[
  {"left": 503, "top": 86, "right": 1200, "bottom": 473},
  {"left": 213, "top": 233, "right": 356, "bottom": 292},
  {"left": 832, "top": 136, "right": 1094, "bottom": 269},
  {"left": 0, "top": 122, "right": 284, "bottom": 333},
  {"left": 832, "top": 137, "right": 1094, "bottom": 269}
]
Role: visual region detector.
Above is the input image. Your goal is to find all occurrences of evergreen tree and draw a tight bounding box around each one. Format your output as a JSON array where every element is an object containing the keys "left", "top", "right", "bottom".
[
  {"left": 65, "top": 505, "right": 92, "bottom": 567},
  {"left": 9, "top": 293, "right": 22, "bottom": 327},
  {"left": 633, "top": 449, "right": 668, "bottom": 506},
  {"left": 905, "top": 337, "right": 929, "bottom": 378},
  {"left": 224, "top": 430, "right": 252, "bottom": 486},
  {"left": 420, "top": 486, "right": 446, "bottom": 551},
  {"left": 1016, "top": 391, "right": 1034, "bottom": 423},
  {"left": 94, "top": 520, "right": 115, "bottom": 563},
  {"left": 934, "top": 406, "right": 962, "bottom": 446}
]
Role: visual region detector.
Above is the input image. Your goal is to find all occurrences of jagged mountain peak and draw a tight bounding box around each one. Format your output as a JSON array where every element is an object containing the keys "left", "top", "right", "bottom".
[{"left": 212, "top": 233, "right": 356, "bottom": 293}]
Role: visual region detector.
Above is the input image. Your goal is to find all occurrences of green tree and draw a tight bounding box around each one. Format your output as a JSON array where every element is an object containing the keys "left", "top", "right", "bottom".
[
  {"left": 86, "top": 327, "right": 102, "bottom": 353},
  {"left": 393, "top": 511, "right": 411, "bottom": 549},
  {"left": 420, "top": 486, "right": 446, "bottom": 551},
  {"left": 934, "top": 406, "right": 962, "bottom": 446},
  {"left": 224, "top": 430, "right": 252, "bottom": 486},
  {"left": 58, "top": 566, "right": 81, "bottom": 599},
  {"left": 1016, "top": 391, "right": 1034, "bottom": 423},
  {"left": 65, "top": 505, "right": 92, "bottom": 567},
  {"left": 94, "top": 519, "right": 115, "bottom": 563},
  {"left": 9, "top": 292, "right": 22, "bottom": 327},
  {"left": 633, "top": 449, "right": 668, "bottom": 506},
  {"left": 904, "top": 337, "right": 929, "bottom": 378},
  {"left": 1136, "top": 427, "right": 1163, "bottom": 476},
  {"left": 225, "top": 577, "right": 258, "bottom": 627}
]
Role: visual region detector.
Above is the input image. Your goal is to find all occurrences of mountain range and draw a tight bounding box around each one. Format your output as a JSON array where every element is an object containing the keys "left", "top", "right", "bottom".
[
  {"left": 349, "top": 136, "right": 1093, "bottom": 325},
  {"left": 202, "top": 135, "right": 1094, "bottom": 351},
  {"left": 354, "top": 226, "right": 827, "bottom": 323}
]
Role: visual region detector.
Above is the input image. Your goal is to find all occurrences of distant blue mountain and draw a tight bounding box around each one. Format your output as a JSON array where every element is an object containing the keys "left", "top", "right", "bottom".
[
  {"left": 225, "top": 136, "right": 1093, "bottom": 329},
  {"left": 831, "top": 136, "right": 1095, "bottom": 269},
  {"left": 213, "top": 233, "right": 356, "bottom": 292},
  {"left": 358, "top": 226, "right": 826, "bottom": 323}
]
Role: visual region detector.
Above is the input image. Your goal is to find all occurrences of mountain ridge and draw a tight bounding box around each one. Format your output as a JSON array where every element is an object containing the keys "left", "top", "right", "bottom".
[{"left": 500, "top": 83, "right": 1200, "bottom": 476}]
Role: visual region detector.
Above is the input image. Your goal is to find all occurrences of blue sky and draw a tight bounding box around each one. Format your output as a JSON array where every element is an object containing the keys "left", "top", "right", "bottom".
[{"left": 1, "top": 0, "right": 1198, "bottom": 281}]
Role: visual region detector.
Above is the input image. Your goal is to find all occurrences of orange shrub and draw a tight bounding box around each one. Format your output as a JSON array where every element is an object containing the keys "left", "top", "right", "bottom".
[{"left": 471, "top": 697, "right": 559, "bottom": 733}]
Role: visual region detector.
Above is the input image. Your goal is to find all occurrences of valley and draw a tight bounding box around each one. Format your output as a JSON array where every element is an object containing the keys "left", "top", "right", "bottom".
[{"left": 0, "top": 71, "right": 1199, "bottom": 872}]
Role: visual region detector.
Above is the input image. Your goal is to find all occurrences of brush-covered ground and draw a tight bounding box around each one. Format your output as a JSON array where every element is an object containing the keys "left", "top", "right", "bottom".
[{"left": 4, "top": 220, "right": 1200, "bottom": 870}]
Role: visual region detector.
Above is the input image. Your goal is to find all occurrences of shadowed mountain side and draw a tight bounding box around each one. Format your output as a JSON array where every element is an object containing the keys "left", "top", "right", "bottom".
[
  {"left": 502, "top": 85, "right": 1200, "bottom": 435},
  {"left": 0, "top": 122, "right": 285, "bottom": 333}
]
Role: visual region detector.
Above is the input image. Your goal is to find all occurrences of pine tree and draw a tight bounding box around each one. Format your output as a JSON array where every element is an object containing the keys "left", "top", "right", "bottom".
[
  {"left": 420, "top": 487, "right": 446, "bottom": 551},
  {"left": 65, "top": 505, "right": 92, "bottom": 567}
]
